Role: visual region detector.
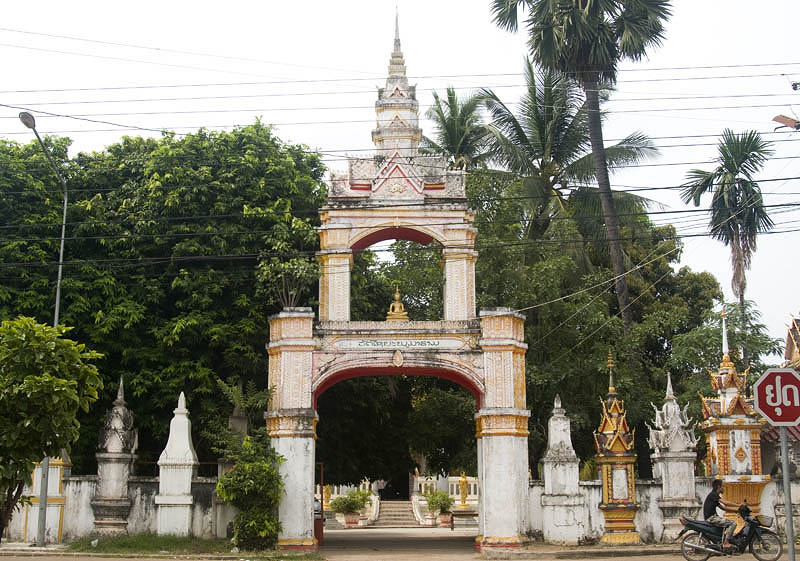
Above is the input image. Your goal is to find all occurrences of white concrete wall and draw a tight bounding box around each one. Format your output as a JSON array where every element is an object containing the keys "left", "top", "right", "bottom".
[{"left": 63, "top": 476, "right": 96, "bottom": 539}]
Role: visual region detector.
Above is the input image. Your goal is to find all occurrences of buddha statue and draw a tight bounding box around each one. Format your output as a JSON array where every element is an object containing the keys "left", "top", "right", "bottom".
[{"left": 386, "top": 287, "right": 410, "bottom": 321}]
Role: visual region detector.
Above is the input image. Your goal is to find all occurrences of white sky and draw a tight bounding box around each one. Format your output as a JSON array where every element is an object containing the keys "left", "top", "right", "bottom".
[{"left": 2, "top": 0, "right": 799, "bottom": 361}]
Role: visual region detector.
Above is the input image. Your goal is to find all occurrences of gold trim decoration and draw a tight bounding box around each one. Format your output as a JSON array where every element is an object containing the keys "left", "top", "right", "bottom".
[{"left": 476, "top": 413, "right": 529, "bottom": 438}]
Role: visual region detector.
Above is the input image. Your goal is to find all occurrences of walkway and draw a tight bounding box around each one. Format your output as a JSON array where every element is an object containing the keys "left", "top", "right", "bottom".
[{"left": 320, "top": 528, "right": 685, "bottom": 561}]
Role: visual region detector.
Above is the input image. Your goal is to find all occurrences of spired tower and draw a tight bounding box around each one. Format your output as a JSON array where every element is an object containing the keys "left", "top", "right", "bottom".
[
  {"left": 594, "top": 354, "right": 640, "bottom": 544},
  {"left": 267, "top": 16, "right": 530, "bottom": 552},
  {"left": 700, "top": 310, "right": 769, "bottom": 513}
]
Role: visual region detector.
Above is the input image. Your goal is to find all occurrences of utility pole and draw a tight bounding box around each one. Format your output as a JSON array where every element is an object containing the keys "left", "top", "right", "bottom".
[{"left": 19, "top": 112, "right": 69, "bottom": 547}]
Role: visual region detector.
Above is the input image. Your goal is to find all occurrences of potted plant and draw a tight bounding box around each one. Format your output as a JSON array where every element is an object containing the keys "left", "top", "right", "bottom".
[
  {"left": 425, "top": 490, "right": 454, "bottom": 528},
  {"left": 330, "top": 490, "right": 371, "bottom": 528}
]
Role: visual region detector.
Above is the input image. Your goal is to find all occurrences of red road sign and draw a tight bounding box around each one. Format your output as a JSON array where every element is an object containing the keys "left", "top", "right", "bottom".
[{"left": 753, "top": 368, "right": 800, "bottom": 426}]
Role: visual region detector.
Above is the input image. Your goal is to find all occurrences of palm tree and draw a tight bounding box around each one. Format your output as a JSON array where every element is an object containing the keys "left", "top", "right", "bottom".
[
  {"left": 490, "top": 0, "right": 672, "bottom": 331},
  {"left": 479, "top": 60, "right": 658, "bottom": 273},
  {"left": 421, "top": 87, "right": 489, "bottom": 170},
  {"left": 681, "top": 128, "right": 774, "bottom": 311}
]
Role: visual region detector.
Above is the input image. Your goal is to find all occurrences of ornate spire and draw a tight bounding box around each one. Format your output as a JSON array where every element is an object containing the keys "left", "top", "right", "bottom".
[
  {"left": 665, "top": 372, "right": 674, "bottom": 400},
  {"left": 720, "top": 308, "right": 734, "bottom": 371},
  {"left": 114, "top": 375, "right": 126, "bottom": 406},
  {"left": 388, "top": 9, "right": 406, "bottom": 78}
]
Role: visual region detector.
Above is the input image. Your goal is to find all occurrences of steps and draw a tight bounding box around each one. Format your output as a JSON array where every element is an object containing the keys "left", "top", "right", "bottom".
[{"left": 372, "top": 500, "right": 419, "bottom": 527}]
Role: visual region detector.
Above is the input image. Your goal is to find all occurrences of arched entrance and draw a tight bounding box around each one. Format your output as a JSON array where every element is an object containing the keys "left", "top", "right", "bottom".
[{"left": 265, "top": 17, "right": 530, "bottom": 552}]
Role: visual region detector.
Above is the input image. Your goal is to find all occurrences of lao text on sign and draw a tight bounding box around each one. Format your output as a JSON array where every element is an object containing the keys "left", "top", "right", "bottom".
[{"left": 753, "top": 368, "right": 800, "bottom": 426}]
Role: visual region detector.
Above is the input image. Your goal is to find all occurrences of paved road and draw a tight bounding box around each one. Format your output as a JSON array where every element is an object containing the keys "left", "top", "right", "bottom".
[
  {"left": 320, "top": 528, "right": 690, "bottom": 561},
  {"left": 0, "top": 529, "right": 789, "bottom": 561}
]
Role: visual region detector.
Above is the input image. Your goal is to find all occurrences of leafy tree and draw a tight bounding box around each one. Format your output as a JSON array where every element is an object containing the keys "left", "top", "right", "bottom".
[
  {"left": 0, "top": 317, "right": 102, "bottom": 542},
  {"left": 479, "top": 59, "right": 657, "bottom": 271},
  {"left": 0, "top": 123, "right": 326, "bottom": 471},
  {"left": 490, "top": 0, "right": 673, "bottom": 332},
  {"left": 421, "top": 87, "right": 489, "bottom": 170},
  {"left": 681, "top": 129, "right": 774, "bottom": 366}
]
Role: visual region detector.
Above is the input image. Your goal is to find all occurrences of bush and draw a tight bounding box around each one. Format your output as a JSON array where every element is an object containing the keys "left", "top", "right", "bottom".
[
  {"left": 424, "top": 490, "right": 454, "bottom": 514},
  {"left": 212, "top": 381, "right": 284, "bottom": 551},
  {"left": 330, "top": 490, "right": 371, "bottom": 514}
]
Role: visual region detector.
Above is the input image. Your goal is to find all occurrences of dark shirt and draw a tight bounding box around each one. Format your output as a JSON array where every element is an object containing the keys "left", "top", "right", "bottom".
[{"left": 703, "top": 489, "right": 722, "bottom": 519}]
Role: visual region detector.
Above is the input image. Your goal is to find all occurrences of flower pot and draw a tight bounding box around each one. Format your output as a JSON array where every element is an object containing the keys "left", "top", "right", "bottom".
[
  {"left": 438, "top": 512, "right": 453, "bottom": 527},
  {"left": 343, "top": 512, "right": 360, "bottom": 527},
  {"left": 424, "top": 514, "right": 436, "bottom": 527}
]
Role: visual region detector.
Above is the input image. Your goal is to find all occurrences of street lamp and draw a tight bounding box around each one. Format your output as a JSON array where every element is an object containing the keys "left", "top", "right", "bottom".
[{"left": 19, "top": 111, "right": 69, "bottom": 547}]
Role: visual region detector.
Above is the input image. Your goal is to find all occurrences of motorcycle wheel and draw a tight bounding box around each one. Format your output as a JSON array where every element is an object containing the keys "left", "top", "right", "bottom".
[
  {"left": 749, "top": 532, "right": 782, "bottom": 561},
  {"left": 681, "top": 531, "right": 712, "bottom": 561}
]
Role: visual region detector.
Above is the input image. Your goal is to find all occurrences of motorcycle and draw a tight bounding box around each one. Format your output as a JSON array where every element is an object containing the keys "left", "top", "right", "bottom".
[{"left": 677, "top": 502, "right": 783, "bottom": 561}]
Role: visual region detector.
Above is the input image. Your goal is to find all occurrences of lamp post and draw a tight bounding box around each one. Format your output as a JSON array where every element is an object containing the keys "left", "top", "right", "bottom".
[{"left": 19, "top": 111, "right": 69, "bottom": 547}]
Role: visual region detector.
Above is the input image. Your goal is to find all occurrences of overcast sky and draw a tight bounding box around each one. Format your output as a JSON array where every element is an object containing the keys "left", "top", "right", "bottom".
[{"left": 2, "top": 1, "right": 799, "bottom": 363}]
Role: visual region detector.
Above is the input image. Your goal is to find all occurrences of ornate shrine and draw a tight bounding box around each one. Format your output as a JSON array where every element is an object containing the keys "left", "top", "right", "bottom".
[
  {"left": 700, "top": 310, "right": 768, "bottom": 515},
  {"left": 594, "top": 354, "right": 640, "bottom": 544},
  {"left": 266, "top": 16, "right": 530, "bottom": 551}
]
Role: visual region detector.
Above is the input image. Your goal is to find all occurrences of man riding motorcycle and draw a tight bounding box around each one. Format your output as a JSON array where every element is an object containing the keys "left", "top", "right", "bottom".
[{"left": 704, "top": 479, "right": 740, "bottom": 550}]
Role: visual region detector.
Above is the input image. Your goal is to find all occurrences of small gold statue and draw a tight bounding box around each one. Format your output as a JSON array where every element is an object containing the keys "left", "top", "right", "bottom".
[
  {"left": 458, "top": 472, "right": 469, "bottom": 509},
  {"left": 386, "top": 287, "right": 409, "bottom": 321}
]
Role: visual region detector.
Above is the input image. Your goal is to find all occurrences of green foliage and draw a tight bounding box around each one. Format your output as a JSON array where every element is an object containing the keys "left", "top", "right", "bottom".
[
  {"left": 213, "top": 381, "right": 284, "bottom": 551},
  {"left": 0, "top": 316, "right": 102, "bottom": 541},
  {"left": 424, "top": 490, "right": 454, "bottom": 514},
  {"left": 420, "top": 87, "right": 490, "bottom": 170},
  {"left": 578, "top": 457, "right": 596, "bottom": 481},
  {"left": 329, "top": 490, "right": 371, "bottom": 514},
  {"left": 0, "top": 122, "right": 325, "bottom": 472},
  {"left": 681, "top": 129, "right": 774, "bottom": 302}
]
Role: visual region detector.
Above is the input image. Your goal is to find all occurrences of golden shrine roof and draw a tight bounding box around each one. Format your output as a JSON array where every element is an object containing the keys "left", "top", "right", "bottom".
[{"left": 785, "top": 317, "right": 800, "bottom": 367}]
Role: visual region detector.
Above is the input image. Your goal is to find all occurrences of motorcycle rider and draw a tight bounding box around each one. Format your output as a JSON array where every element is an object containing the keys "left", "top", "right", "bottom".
[{"left": 703, "top": 479, "right": 739, "bottom": 550}]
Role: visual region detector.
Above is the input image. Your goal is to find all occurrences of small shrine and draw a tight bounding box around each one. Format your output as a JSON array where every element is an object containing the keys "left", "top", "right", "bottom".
[
  {"left": 594, "top": 353, "right": 640, "bottom": 544},
  {"left": 699, "top": 310, "right": 768, "bottom": 514},
  {"left": 647, "top": 373, "right": 699, "bottom": 540}
]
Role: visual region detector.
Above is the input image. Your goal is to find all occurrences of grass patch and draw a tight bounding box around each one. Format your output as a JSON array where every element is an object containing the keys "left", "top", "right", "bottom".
[{"left": 66, "top": 534, "right": 322, "bottom": 560}]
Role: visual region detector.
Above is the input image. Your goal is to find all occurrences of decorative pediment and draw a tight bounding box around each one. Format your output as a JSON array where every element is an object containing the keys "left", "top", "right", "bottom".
[
  {"left": 389, "top": 87, "right": 406, "bottom": 98},
  {"left": 725, "top": 394, "right": 755, "bottom": 416},
  {"left": 389, "top": 114, "right": 410, "bottom": 128}
]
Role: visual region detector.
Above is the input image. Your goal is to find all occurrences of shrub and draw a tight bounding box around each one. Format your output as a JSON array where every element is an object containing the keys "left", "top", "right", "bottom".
[
  {"left": 424, "top": 490, "right": 454, "bottom": 514},
  {"left": 212, "top": 381, "right": 284, "bottom": 550},
  {"left": 330, "top": 490, "right": 371, "bottom": 514}
]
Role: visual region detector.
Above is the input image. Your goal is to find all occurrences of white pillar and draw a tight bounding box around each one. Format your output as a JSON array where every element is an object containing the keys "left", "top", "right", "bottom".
[
  {"left": 541, "top": 395, "right": 585, "bottom": 544},
  {"left": 266, "top": 409, "right": 317, "bottom": 550},
  {"left": 478, "top": 408, "right": 530, "bottom": 549},
  {"left": 155, "top": 392, "right": 198, "bottom": 536}
]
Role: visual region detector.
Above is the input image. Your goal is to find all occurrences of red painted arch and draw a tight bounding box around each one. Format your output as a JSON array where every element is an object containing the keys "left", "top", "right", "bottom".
[
  {"left": 313, "top": 365, "right": 483, "bottom": 409},
  {"left": 350, "top": 226, "right": 439, "bottom": 251}
]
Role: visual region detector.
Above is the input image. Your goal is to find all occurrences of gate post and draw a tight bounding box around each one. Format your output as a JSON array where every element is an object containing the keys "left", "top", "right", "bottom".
[
  {"left": 267, "top": 308, "right": 317, "bottom": 550},
  {"left": 478, "top": 308, "right": 530, "bottom": 550}
]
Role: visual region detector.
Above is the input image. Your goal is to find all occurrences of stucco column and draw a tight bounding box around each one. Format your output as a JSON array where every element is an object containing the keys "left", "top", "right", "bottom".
[
  {"left": 478, "top": 308, "right": 529, "bottom": 549},
  {"left": 266, "top": 409, "right": 317, "bottom": 550},
  {"left": 267, "top": 308, "right": 317, "bottom": 550},
  {"left": 442, "top": 224, "right": 477, "bottom": 321},
  {"left": 476, "top": 408, "right": 530, "bottom": 549},
  {"left": 442, "top": 247, "right": 477, "bottom": 320},
  {"left": 317, "top": 249, "right": 352, "bottom": 322},
  {"left": 317, "top": 222, "right": 352, "bottom": 322}
]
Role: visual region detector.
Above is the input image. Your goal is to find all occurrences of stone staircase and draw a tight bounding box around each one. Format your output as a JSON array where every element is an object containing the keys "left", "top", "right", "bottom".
[{"left": 372, "top": 500, "right": 419, "bottom": 527}]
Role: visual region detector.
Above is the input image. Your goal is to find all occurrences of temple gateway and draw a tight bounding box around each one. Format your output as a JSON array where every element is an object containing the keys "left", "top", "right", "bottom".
[{"left": 266, "top": 16, "right": 530, "bottom": 551}]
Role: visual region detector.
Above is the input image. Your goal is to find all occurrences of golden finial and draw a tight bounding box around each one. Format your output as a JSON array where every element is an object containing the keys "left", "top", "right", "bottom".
[{"left": 607, "top": 350, "right": 615, "bottom": 393}]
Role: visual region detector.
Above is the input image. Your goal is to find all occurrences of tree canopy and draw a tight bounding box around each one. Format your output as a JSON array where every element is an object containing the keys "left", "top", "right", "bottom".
[{"left": 0, "top": 122, "right": 325, "bottom": 471}]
